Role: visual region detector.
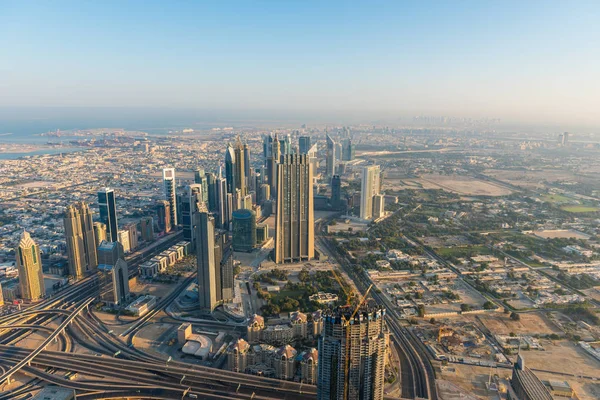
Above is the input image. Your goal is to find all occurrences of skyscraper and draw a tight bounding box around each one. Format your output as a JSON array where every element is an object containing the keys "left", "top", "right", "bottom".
[
  {"left": 215, "top": 169, "right": 228, "bottom": 229},
  {"left": 163, "top": 168, "right": 178, "bottom": 226},
  {"left": 181, "top": 184, "right": 203, "bottom": 247},
  {"left": 225, "top": 144, "right": 236, "bottom": 195},
  {"left": 93, "top": 222, "right": 107, "bottom": 247},
  {"left": 98, "top": 188, "right": 118, "bottom": 242},
  {"left": 341, "top": 138, "right": 355, "bottom": 161},
  {"left": 267, "top": 134, "right": 281, "bottom": 200},
  {"left": 195, "top": 203, "right": 218, "bottom": 312},
  {"left": 317, "top": 306, "right": 387, "bottom": 400},
  {"left": 97, "top": 240, "right": 129, "bottom": 306},
  {"left": 299, "top": 136, "right": 311, "bottom": 154},
  {"left": 64, "top": 202, "right": 98, "bottom": 280},
  {"left": 206, "top": 171, "right": 217, "bottom": 211},
  {"left": 215, "top": 231, "right": 234, "bottom": 302},
  {"left": 16, "top": 231, "right": 45, "bottom": 301},
  {"left": 232, "top": 208, "right": 257, "bottom": 252},
  {"left": 243, "top": 141, "right": 251, "bottom": 189},
  {"left": 156, "top": 200, "right": 171, "bottom": 233},
  {"left": 360, "top": 166, "right": 381, "bottom": 220},
  {"left": 194, "top": 168, "right": 209, "bottom": 204},
  {"left": 140, "top": 216, "right": 154, "bottom": 242},
  {"left": 234, "top": 137, "right": 247, "bottom": 198},
  {"left": 326, "top": 134, "right": 336, "bottom": 177},
  {"left": 274, "top": 154, "right": 315, "bottom": 264},
  {"left": 331, "top": 175, "right": 342, "bottom": 210}
]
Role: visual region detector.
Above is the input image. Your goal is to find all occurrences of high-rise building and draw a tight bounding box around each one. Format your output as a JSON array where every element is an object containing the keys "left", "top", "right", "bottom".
[
  {"left": 215, "top": 170, "right": 228, "bottom": 229},
  {"left": 299, "top": 136, "right": 311, "bottom": 154},
  {"left": 274, "top": 154, "right": 314, "bottom": 264},
  {"left": 561, "top": 131, "right": 570, "bottom": 146},
  {"left": 194, "top": 168, "right": 209, "bottom": 204},
  {"left": 181, "top": 184, "right": 203, "bottom": 246},
  {"left": 16, "top": 231, "right": 45, "bottom": 301},
  {"left": 98, "top": 188, "right": 118, "bottom": 242},
  {"left": 93, "top": 222, "right": 107, "bottom": 247},
  {"left": 0, "top": 283, "right": 4, "bottom": 307},
  {"left": 225, "top": 143, "right": 236, "bottom": 193},
  {"left": 140, "top": 217, "right": 154, "bottom": 242},
  {"left": 215, "top": 231, "right": 235, "bottom": 302},
  {"left": 317, "top": 306, "right": 387, "bottom": 400},
  {"left": 124, "top": 223, "right": 138, "bottom": 251},
  {"left": 117, "top": 230, "right": 131, "bottom": 253},
  {"left": 97, "top": 241, "right": 129, "bottom": 306},
  {"left": 195, "top": 203, "right": 218, "bottom": 312},
  {"left": 234, "top": 137, "right": 247, "bottom": 198},
  {"left": 64, "top": 202, "right": 98, "bottom": 280},
  {"left": 156, "top": 200, "right": 171, "bottom": 233},
  {"left": 243, "top": 142, "right": 251, "bottom": 189},
  {"left": 331, "top": 175, "right": 342, "bottom": 210},
  {"left": 360, "top": 166, "right": 381, "bottom": 220},
  {"left": 163, "top": 168, "right": 178, "bottom": 227},
  {"left": 266, "top": 133, "right": 281, "bottom": 200},
  {"left": 372, "top": 194, "right": 385, "bottom": 219},
  {"left": 341, "top": 138, "right": 355, "bottom": 161},
  {"left": 326, "top": 134, "right": 336, "bottom": 177},
  {"left": 206, "top": 172, "right": 217, "bottom": 212},
  {"left": 232, "top": 209, "right": 257, "bottom": 252}
]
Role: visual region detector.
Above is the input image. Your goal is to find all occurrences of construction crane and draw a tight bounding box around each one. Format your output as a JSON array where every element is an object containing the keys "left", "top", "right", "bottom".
[
  {"left": 332, "top": 269, "right": 354, "bottom": 305},
  {"left": 343, "top": 284, "right": 373, "bottom": 399}
]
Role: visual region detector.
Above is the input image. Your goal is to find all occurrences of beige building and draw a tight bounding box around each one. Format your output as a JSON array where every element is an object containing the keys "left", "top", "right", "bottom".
[
  {"left": 64, "top": 202, "right": 98, "bottom": 280},
  {"left": 93, "top": 222, "right": 107, "bottom": 247},
  {"left": 300, "top": 348, "right": 319, "bottom": 384},
  {"left": 247, "top": 314, "right": 265, "bottom": 343},
  {"left": 227, "top": 338, "right": 250, "bottom": 373},
  {"left": 360, "top": 165, "right": 382, "bottom": 220},
  {"left": 17, "top": 231, "right": 45, "bottom": 301},
  {"left": 273, "top": 344, "right": 297, "bottom": 380},
  {"left": 274, "top": 154, "right": 314, "bottom": 264}
]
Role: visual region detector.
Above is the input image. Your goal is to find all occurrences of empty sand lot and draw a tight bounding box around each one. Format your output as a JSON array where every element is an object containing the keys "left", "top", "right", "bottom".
[
  {"left": 475, "top": 312, "right": 562, "bottom": 336},
  {"left": 385, "top": 174, "right": 514, "bottom": 196}
]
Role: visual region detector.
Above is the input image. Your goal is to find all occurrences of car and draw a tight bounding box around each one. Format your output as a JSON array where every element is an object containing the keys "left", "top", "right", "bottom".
[{"left": 188, "top": 395, "right": 198, "bottom": 398}]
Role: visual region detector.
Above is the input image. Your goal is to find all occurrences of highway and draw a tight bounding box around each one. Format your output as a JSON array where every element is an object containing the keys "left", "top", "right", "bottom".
[{"left": 316, "top": 217, "right": 438, "bottom": 400}]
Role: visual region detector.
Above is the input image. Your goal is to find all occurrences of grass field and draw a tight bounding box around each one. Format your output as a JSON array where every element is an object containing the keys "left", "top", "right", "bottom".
[
  {"left": 561, "top": 205, "right": 600, "bottom": 213},
  {"left": 542, "top": 193, "right": 571, "bottom": 203},
  {"left": 435, "top": 245, "right": 491, "bottom": 258}
]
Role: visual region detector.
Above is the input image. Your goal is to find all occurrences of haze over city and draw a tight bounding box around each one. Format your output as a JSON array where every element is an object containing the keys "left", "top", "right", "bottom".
[{"left": 1, "top": 1, "right": 600, "bottom": 129}]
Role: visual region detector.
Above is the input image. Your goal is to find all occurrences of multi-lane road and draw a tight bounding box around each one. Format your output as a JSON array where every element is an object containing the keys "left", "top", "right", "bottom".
[{"left": 316, "top": 217, "right": 438, "bottom": 400}]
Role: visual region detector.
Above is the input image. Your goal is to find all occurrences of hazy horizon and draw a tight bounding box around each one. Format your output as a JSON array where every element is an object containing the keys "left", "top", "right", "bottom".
[{"left": 1, "top": 1, "right": 599, "bottom": 130}]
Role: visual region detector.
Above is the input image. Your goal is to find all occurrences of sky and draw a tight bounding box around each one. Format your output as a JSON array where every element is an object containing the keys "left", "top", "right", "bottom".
[{"left": 1, "top": 1, "right": 599, "bottom": 128}]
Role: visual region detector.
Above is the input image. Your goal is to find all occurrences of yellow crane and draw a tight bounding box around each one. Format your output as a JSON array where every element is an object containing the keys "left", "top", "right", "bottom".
[
  {"left": 332, "top": 269, "right": 353, "bottom": 305},
  {"left": 343, "top": 284, "right": 373, "bottom": 399}
]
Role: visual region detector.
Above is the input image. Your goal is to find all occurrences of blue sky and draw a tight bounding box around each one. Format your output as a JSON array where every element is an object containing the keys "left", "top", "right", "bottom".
[{"left": 1, "top": 1, "right": 599, "bottom": 127}]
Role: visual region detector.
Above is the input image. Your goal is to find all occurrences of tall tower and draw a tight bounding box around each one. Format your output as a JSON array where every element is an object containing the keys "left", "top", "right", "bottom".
[
  {"left": 331, "top": 175, "right": 342, "bottom": 210},
  {"left": 299, "top": 136, "right": 311, "bottom": 154},
  {"left": 156, "top": 200, "right": 171, "bottom": 233},
  {"left": 93, "top": 222, "right": 107, "bottom": 247},
  {"left": 267, "top": 134, "right": 281, "bottom": 200},
  {"left": 16, "top": 231, "right": 45, "bottom": 301},
  {"left": 360, "top": 166, "right": 381, "bottom": 220},
  {"left": 97, "top": 241, "right": 129, "bottom": 305},
  {"left": 274, "top": 154, "right": 314, "bottom": 264},
  {"left": 317, "top": 306, "right": 387, "bottom": 400},
  {"left": 181, "top": 184, "right": 203, "bottom": 247},
  {"left": 162, "top": 168, "right": 177, "bottom": 226},
  {"left": 225, "top": 144, "right": 236, "bottom": 195},
  {"left": 195, "top": 203, "right": 218, "bottom": 312},
  {"left": 243, "top": 141, "right": 251, "bottom": 189},
  {"left": 215, "top": 168, "right": 228, "bottom": 229},
  {"left": 194, "top": 168, "right": 209, "bottom": 204},
  {"left": 234, "top": 137, "right": 247, "bottom": 198},
  {"left": 326, "top": 134, "right": 336, "bottom": 177},
  {"left": 64, "top": 202, "right": 98, "bottom": 280},
  {"left": 98, "top": 188, "right": 118, "bottom": 242}
]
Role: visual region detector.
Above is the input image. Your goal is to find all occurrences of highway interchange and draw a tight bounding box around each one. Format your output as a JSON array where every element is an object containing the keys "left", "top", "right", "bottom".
[{"left": 0, "top": 219, "right": 439, "bottom": 400}]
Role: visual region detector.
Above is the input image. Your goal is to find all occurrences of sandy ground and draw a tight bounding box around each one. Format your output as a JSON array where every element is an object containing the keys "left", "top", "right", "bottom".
[
  {"left": 475, "top": 312, "right": 562, "bottom": 336},
  {"left": 530, "top": 229, "right": 591, "bottom": 240},
  {"left": 384, "top": 174, "right": 513, "bottom": 196}
]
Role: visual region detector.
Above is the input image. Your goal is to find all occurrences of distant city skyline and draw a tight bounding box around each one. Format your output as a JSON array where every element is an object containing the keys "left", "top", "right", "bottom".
[{"left": 1, "top": 1, "right": 599, "bottom": 129}]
